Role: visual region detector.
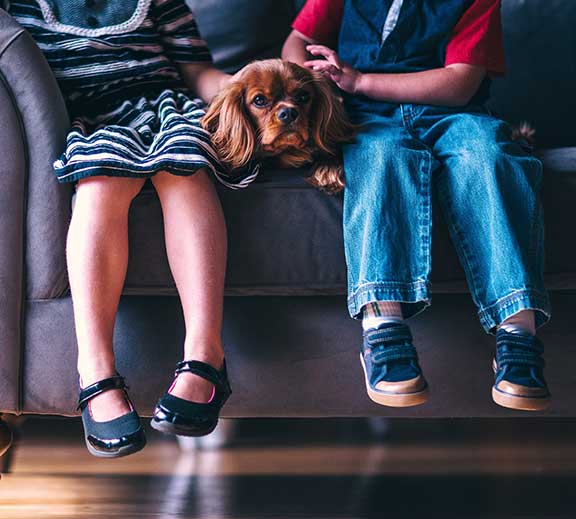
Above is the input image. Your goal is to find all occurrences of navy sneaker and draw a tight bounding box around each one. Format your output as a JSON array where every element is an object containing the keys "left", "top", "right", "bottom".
[
  {"left": 360, "top": 322, "right": 428, "bottom": 407},
  {"left": 492, "top": 329, "right": 550, "bottom": 411}
]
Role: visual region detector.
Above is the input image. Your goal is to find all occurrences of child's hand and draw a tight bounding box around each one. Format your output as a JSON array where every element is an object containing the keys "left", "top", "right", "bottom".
[{"left": 304, "top": 45, "right": 361, "bottom": 94}]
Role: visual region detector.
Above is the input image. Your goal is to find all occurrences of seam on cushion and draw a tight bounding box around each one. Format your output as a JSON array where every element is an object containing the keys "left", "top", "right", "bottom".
[
  {"left": 0, "top": 48, "right": 29, "bottom": 415},
  {"left": 0, "top": 27, "right": 24, "bottom": 60}
]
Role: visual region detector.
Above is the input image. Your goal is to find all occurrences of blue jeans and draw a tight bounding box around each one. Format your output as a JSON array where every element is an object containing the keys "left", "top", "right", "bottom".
[{"left": 343, "top": 104, "right": 550, "bottom": 332}]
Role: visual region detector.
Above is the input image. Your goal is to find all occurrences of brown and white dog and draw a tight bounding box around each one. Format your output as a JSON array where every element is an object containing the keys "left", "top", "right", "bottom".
[{"left": 202, "top": 59, "right": 356, "bottom": 194}]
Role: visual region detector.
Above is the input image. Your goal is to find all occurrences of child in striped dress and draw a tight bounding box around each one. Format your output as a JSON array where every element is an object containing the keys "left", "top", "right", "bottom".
[{"left": 4, "top": 0, "right": 245, "bottom": 457}]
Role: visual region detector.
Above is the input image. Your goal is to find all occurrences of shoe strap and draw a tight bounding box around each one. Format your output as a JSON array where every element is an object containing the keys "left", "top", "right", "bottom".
[
  {"left": 365, "top": 324, "right": 417, "bottom": 365},
  {"left": 371, "top": 346, "right": 417, "bottom": 365},
  {"left": 175, "top": 360, "right": 228, "bottom": 391},
  {"left": 365, "top": 324, "right": 413, "bottom": 348},
  {"left": 496, "top": 331, "right": 545, "bottom": 369},
  {"left": 77, "top": 375, "right": 127, "bottom": 411},
  {"left": 496, "top": 329, "right": 544, "bottom": 353}
]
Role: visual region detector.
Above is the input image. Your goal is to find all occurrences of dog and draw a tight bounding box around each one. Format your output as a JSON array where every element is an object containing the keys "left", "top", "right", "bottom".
[{"left": 202, "top": 59, "right": 356, "bottom": 194}]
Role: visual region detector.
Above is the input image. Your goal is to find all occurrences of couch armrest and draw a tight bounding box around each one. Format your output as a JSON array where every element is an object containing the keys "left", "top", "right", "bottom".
[
  {"left": 0, "top": 11, "right": 70, "bottom": 411},
  {"left": 0, "top": 12, "right": 26, "bottom": 412},
  {"left": 0, "top": 57, "right": 24, "bottom": 413},
  {"left": 0, "top": 10, "right": 71, "bottom": 303}
]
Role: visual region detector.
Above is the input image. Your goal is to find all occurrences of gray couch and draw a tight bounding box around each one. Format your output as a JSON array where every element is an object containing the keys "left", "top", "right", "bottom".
[{"left": 0, "top": 0, "right": 575, "bottom": 433}]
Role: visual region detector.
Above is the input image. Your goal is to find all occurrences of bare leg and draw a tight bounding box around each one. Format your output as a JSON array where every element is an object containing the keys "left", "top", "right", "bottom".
[
  {"left": 151, "top": 170, "right": 227, "bottom": 402},
  {"left": 68, "top": 176, "right": 145, "bottom": 421}
]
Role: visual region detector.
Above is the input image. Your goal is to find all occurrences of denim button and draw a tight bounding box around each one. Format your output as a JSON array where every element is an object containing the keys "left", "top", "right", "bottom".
[{"left": 86, "top": 15, "right": 98, "bottom": 27}]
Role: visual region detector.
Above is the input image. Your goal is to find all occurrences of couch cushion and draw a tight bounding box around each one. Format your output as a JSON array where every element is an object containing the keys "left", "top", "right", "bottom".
[
  {"left": 124, "top": 169, "right": 347, "bottom": 296},
  {"left": 187, "top": 0, "right": 297, "bottom": 73},
  {"left": 118, "top": 148, "right": 576, "bottom": 297}
]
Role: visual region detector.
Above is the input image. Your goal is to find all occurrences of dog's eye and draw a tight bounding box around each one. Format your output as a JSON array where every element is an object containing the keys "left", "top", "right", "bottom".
[
  {"left": 252, "top": 94, "right": 269, "bottom": 107},
  {"left": 294, "top": 91, "right": 311, "bottom": 104}
]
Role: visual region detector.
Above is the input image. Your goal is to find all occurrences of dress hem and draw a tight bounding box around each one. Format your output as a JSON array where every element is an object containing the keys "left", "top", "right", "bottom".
[{"left": 56, "top": 162, "right": 214, "bottom": 184}]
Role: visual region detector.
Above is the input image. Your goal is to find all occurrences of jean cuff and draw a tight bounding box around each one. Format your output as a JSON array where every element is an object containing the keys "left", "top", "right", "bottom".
[
  {"left": 478, "top": 288, "right": 551, "bottom": 334},
  {"left": 347, "top": 280, "right": 431, "bottom": 320}
]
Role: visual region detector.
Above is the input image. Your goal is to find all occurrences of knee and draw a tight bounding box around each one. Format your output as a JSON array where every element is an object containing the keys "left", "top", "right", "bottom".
[
  {"left": 454, "top": 138, "right": 541, "bottom": 185},
  {"left": 75, "top": 176, "right": 145, "bottom": 211},
  {"left": 448, "top": 115, "right": 538, "bottom": 168},
  {"left": 344, "top": 146, "right": 420, "bottom": 199}
]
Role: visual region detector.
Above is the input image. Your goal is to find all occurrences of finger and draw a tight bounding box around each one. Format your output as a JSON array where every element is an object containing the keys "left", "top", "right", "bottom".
[
  {"left": 309, "top": 62, "right": 339, "bottom": 75},
  {"left": 306, "top": 44, "right": 333, "bottom": 54},
  {"left": 303, "top": 60, "right": 336, "bottom": 68},
  {"left": 306, "top": 45, "right": 339, "bottom": 65}
]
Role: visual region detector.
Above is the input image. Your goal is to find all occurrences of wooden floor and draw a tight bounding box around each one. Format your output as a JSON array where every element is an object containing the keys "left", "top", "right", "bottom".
[{"left": 1, "top": 418, "right": 576, "bottom": 518}]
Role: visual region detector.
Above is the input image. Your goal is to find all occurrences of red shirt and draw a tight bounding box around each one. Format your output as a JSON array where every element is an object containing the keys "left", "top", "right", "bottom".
[{"left": 293, "top": 0, "right": 506, "bottom": 75}]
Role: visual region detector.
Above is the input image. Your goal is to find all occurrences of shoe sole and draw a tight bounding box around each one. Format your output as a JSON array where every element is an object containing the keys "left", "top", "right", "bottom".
[
  {"left": 491, "top": 359, "right": 550, "bottom": 411},
  {"left": 150, "top": 418, "right": 218, "bottom": 438},
  {"left": 491, "top": 387, "right": 550, "bottom": 411},
  {"left": 85, "top": 434, "right": 146, "bottom": 459},
  {"left": 360, "top": 354, "right": 429, "bottom": 408}
]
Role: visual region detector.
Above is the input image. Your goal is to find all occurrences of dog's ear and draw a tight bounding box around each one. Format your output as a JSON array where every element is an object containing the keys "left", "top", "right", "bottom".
[
  {"left": 307, "top": 158, "right": 345, "bottom": 194},
  {"left": 310, "top": 74, "right": 356, "bottom": 155},
  {"left": 202, "top": 81, "right": 257, "bottom": 171},
  {"left": 306, "top": 74, "right": 355, "bottom": 194}
]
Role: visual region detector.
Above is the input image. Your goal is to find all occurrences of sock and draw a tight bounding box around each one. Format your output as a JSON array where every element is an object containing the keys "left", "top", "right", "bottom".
[
  {"left": 362, "top": 301, "right": 403, "bottom": 331},
  {"left": 499, "top": 310, "right": 536, "bottom": 336}
]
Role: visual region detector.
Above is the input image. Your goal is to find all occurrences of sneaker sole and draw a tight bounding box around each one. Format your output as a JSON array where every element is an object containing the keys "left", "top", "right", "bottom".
[
  {"left": 360, "top": 354, "right": 429, "bottom": 408},
  {"left": 491, "top": 387, "right": 550, "bottom": 411},
  {"left": 491, "top": 359, "right": 550, "bottom": 411}
]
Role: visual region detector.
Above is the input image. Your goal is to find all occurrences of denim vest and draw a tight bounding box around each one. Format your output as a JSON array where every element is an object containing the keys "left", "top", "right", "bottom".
[
  {"left": 34, "top": 0, "right": 151, "bottom": 36},
  {"left": 337, "top": 0, "right": 491, "bottom": 112}
]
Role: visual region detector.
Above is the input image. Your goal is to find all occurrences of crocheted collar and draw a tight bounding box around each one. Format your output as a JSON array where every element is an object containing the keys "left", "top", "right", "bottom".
[{"left": 36, "top": 0, "right": 152, "bottom": 36}]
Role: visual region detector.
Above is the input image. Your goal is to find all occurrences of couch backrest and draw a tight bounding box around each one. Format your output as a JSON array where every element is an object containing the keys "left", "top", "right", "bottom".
[
  {"left": 189, "top": 0, "right": 575, "bottom": 148},
  {"left": 488, "top": 0, "right": 576, "bottom": 148},
  {"left": 188, "top": 0, "right": 300, "bottom": 73}
]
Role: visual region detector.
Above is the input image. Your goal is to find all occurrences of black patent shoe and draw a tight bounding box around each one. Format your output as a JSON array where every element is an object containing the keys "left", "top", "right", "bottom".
[
  {"left": 78, "top": 375, "right": 146, "bottom": 458},
  {"left": 151, "top": 360, "right": 231, "bottom": 437}
]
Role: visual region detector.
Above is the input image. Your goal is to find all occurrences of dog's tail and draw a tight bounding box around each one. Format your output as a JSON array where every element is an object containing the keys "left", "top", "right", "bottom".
[{"left": 511, "top": 121, "right": 536, "bottom": 145}]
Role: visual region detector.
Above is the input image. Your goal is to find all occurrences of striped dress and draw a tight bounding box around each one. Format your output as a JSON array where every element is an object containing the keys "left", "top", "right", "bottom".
[{"left": 6, "top": 0, "right": 258, "bottom": 187}]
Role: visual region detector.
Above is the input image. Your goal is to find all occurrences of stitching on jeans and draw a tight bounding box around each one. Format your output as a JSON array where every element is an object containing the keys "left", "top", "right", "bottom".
[
  {"left": 528, "top": 157, "right": 544, "bottom": 273},
  {"left": 351, "top": 280, "right": 429, "bottom": 291},
  {"left": 399, "top": 105, "right": 435, "bottom": 284},
  {"left": 420, "top": 150, "right": 432, "bottom": 284},
  {"left": 477, "top": 289, "right": 551, "bottom": 331},
  {"left": 348, "top": 281, "right": 431, "bottom": 315},
  {"left": 479, "top": 289, "right": 550, "bottom": 316}
]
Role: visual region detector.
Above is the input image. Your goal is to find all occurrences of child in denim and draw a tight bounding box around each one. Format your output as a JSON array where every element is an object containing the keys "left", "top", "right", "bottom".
[{"left": 283, "top": 0, "right": 550, "bottom": 410}]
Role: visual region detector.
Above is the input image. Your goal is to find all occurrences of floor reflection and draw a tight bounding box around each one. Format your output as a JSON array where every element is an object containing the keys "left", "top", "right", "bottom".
[{"left": 1, "top": 417, "right": 576, "bottom": 518}]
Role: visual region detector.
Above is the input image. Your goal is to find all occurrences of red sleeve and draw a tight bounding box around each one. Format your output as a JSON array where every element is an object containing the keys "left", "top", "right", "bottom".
[
  {"left": 445, "top": 0, "right": 506, "bottom": 76},
  {"left": 292, "top": 0, "right": 344, "bottom": 48}
]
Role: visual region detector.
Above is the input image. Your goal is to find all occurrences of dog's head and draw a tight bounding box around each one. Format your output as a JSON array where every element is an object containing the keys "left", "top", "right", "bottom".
[{"left": 202, "top": 59, "right": 355, "bottom": 193}]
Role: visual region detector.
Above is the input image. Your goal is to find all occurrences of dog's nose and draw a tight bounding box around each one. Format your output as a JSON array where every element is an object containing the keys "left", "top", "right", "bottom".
[{"left": 277, "top": 106, "right": 299, "bottom": 125}]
